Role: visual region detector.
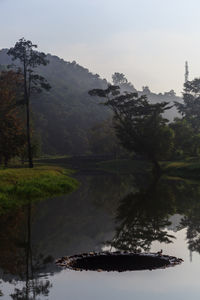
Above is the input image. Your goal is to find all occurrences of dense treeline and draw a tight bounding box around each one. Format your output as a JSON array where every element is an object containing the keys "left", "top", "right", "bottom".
[
  {"left": 89, "top": 85, "right": 174, "bottom": 175},
  {"left": 0, "top": 47, "right": 181, "bottom": 158},
  {"left": 2, "top": 38, "right": 200, "bottom": 169},
  {"left": 0, "top": 48, "right": 110, "bottom": 155},
  {"left": 89, "top": 78, "right": 200, "bottom": 174}
]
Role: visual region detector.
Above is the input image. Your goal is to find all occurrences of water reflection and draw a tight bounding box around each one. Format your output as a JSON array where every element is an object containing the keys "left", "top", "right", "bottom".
[
  {"left": 179, "top": 190, "right": 200, "bottom": 254},
  {"left": 0, "top": 284, "right": 3, "bottom": 298},
  {"left": 0, "top": 174, "right": 132, "bottom": 298},
  {"left": 0, "top": 201, "right": 53, "bottom": 299},
  {"left": 109, "top": 176, "right": 176, "bottom": 252},
  {"left": 1, "top": 174, "right": 200, "bottom": 297},
  {"left": 109, "top": 176, "right": 200, "bottom": 254}
]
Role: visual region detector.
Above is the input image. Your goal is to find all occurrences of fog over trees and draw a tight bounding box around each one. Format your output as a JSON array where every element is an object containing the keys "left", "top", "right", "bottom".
[{"left": 0, "top": 46, "right": 182, "bottom": 159}]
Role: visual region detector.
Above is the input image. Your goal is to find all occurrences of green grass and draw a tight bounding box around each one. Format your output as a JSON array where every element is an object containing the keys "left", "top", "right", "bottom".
[
  {"left": 98, "top": 157, "right": 200, "bottom": 179},
  {"left": 163, "top": 159, "right": 200, "bottom": 179},
  {"left": 0, "top": 166, "right": 78, "bottom": 215}
]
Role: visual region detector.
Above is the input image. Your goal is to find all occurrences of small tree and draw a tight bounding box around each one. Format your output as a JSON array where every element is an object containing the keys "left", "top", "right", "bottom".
[
  {"left": 8, "top": 38, "right": 51, "bottom": 168},
  {"left": 112, "top": 72, "right": 136, "bottom": 93},
  {"left": 174, "top": 78, "right": 200, "bottom": 156},
  {"left": 175, "top": 78, "right": 200, "bottom": 133},
  {"left": 89, "top": 85, "right": 174, "bottom": 175}
]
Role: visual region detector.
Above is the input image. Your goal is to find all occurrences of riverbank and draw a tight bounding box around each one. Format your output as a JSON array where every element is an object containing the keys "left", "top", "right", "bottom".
[
  {"left": 36, "top": 155, "right": 200, "bottom": 179},
  {"left": 163, "top": 159, "right": 200, "bottom": 179},
  {"left": 0, "top": 165, "right": 78, "bottom": 214},
  {"left": 96, "top": 157, "right": 200, "bottom": 179}
]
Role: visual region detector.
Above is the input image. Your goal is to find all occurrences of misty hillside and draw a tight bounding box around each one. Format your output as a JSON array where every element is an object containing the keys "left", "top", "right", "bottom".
[
  {"left": 138, "top": 89, "right": 182, "bottom": 121},
  {"left": 0, "top": 49, "right": 110, "bottom": 154},
  {"left": 0, "top": 49, "right": 182, "bottom": 155}
]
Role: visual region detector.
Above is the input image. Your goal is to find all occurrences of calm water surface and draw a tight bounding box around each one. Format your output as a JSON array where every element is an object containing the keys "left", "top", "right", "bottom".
[{"left": 0, "top": 173, "right": 200, "bottom": 299}]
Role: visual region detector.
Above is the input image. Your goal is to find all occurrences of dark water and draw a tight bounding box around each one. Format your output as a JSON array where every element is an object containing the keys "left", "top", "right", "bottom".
[{"left": 1, "top": 173, "right": 200, "bottom": 299}]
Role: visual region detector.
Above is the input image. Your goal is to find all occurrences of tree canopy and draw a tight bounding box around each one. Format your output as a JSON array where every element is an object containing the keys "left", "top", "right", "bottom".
[
  {"left": 89, "top": 85, "right": 174, "bottom": 174},
  {"left": 0, "top": 48, "right": 182, "bottom": 156},
  {"left": 8, "top": 38, "right": 51, "bottom": 167},
  {"left": 174, "top": 78, "right": 200, "bottom": 156},
  {"left": 175, "top": 78, "right": 200, "bottom": 132}
]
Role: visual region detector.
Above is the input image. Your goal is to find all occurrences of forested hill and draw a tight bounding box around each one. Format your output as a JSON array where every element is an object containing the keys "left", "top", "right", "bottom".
[
  {"left": 32, "top": 53, "right": 110, "bottom": 154},
  {"left": 0, "top": 49, "right": 182, "bottom": 155},
  {"left": 0, "top": 49, "right": 110, "bottom": 154},
  {"left": 138, "top": 89, "right": 182, "bottom": 121}
]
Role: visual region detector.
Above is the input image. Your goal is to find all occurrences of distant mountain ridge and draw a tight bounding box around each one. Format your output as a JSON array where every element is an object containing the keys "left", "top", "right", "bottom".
[{"left": 0, "top": 49, "right": 182, "bottom": 155}]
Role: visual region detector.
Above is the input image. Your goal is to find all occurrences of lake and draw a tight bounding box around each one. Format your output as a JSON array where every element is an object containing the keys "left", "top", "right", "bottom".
[{"left": 0, "top": 172, "right": 199, "bottom": 299}]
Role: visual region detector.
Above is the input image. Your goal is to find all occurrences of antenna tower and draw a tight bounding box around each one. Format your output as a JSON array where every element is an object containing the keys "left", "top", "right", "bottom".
[{"left": 185, "top": 61, "right": 189, "bottom": 83}]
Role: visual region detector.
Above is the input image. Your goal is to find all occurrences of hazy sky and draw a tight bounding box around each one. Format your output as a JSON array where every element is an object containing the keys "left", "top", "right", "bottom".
[{"left": 1, "top": 0, "right": 200, "bottom": 94}]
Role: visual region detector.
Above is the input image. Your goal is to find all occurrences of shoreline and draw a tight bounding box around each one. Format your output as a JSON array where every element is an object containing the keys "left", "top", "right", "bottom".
[{"left": 0, "top": 165, "right": 79, "bottom": 215}]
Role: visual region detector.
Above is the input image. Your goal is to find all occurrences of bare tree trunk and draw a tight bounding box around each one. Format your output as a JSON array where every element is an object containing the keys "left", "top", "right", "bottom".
[
  {"left": 26, "top": 97, "right": 33, "bottom": 168},
  {"left": 24, "top": 64, "right": 33, "bottom": 168}
]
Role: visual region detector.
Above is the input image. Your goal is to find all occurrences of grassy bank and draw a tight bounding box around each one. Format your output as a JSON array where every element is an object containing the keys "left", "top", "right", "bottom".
[
  {"left": 98, "top": 157, "right": 200, "bottom": 179},
  {"left": 0, "top": 166, "right": 78, "bottom": 214},
  {"left": 163, "top": 160, "right": 200, "bottom": 179}
]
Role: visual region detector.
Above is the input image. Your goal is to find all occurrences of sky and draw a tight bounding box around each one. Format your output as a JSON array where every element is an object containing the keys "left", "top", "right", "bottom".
[{"left": 1, "top": 0, "right": 200, "bottom": 95}]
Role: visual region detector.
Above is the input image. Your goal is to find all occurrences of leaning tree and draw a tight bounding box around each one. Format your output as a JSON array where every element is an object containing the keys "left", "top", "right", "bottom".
[
  {"left": 89, "top": 85, "right": 174, "bottom": 175},
  {"left": 8, "top": 38, "right": 51, "bottom": 168}
]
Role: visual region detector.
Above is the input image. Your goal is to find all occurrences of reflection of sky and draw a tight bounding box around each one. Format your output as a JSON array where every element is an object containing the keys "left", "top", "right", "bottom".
[
  {"left": 48, "top": 229, "right": 200, "bottom": 300},
  {"left": 1, "top": 0, "right": 200, "bottom": 94},
  {"left": 2, "top": 228, "right": 200, "bottom": 299},
  {"left": 41, "top": 229, "right": 200, "bottom": 300},
  {"left": 1, "top": 173, "right": 200, "bottom": 299}
]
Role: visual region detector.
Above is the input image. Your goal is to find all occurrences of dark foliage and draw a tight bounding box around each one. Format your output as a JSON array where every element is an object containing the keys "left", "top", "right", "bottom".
[
  {"left": 8, "top": 38, "right": 51, "bottom": 167},
  {"left": 89, "top": 85, "right": 174, "bottom": 174},
  {"left": 0, "top": 50, "right": 182, "bottom": 156}
]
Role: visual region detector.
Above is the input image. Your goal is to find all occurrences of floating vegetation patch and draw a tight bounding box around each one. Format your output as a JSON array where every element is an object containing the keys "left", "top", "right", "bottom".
[{"left": 56, "top": 251, "right": 183, "bottom": 272}]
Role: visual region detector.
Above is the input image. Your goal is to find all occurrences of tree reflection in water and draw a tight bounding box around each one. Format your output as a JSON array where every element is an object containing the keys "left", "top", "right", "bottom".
[
  {"left": 109, "top": 175, "right": 200, "bottom": 254},
  {"left": 2, "top": 173, "right": 200, "bottom": 297},
  {"left": 0, "top": 287, "right": 3, "bottom": 297},
  {"left": 10, "top": 280, "right": 52, "bottom": 300},
  {"left": 0, "top": 201, "right": 53, "bottom": 299},
  {"left": 109, "top": 176, "right": 176, "bottom": 252},
  {"left": 179, "top": 189, "right": 200, "bottom": 254}
]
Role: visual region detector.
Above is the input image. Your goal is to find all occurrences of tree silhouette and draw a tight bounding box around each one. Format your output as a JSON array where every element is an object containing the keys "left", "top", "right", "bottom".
[
  {"left": 109, "top": 177, "right": 176, "bottom": 252},
  {"left": 112, "top": 72, "right": 136, "bottom": 92},
  {"left": 0, "top": 202, "right": 53, "bottom": 299},
  {"left": 89, "top": 85, "right": 174, "bottom": 175},
  {"left": 8, "top": 38, "right": 51, "bottom": 168}
]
